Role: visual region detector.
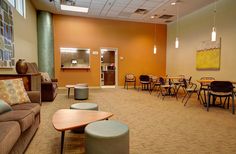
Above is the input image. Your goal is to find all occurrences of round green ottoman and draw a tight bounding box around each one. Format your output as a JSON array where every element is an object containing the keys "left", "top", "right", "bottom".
[
  {"left": 70, "top": 103, "right": 98, "bottom": 111},
  {"left": 85, "top": 120, "right": 129, "bottom": 154},
  {"left": 74, "top": 86, "right": 89, "bottom": 100},
  {"left": 70, "top": 103, "right": 98, "bottom": 133},
  {"left": 75, "top": 83, "right": 88, "bottom": 87}
]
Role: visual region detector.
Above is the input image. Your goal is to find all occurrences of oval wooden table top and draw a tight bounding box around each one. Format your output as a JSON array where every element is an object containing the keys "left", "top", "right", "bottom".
[{"left": 52, "top": 109, "right": 113, "bottom": 131}]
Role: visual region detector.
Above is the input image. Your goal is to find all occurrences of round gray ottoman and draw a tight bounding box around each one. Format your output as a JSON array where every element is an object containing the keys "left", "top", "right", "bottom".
[
  {"left": 75, "top": 83, "right": 88, "bottom": 87},
  {"left": 70, "top": 103, "right": 98, "bottom": 111},
  {"left": 74, "top": 86, "right": 89, "bottom": 100},
  {"left": 85, "top": 120, "right": 129, "bottom": 154},
  {"left": 70, "top": 103, "right": 98, "bottom": 133}
]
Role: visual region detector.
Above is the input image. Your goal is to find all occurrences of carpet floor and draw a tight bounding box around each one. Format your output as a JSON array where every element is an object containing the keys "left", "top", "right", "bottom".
[{"left": 25, "top": 88, "right": 236, "bottom": 154}]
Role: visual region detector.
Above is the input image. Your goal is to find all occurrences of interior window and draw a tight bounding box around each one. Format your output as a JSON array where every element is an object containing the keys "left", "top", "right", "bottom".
[{"left": 7, "top": 0, "right": 25, "bottom": 17}]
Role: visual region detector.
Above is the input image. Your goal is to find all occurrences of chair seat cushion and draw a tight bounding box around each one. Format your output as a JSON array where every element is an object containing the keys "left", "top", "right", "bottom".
[
  {"left": 140, "top": 81, "right": 150, "bottom": 84},
  {"left": 0, "top": 110, "right": 34, "bottom": 132},
  {"left": 209, "top": 91, "right": 232, "bottom": 96},
  {"left": 11, "top": 103, "right": 40, "bottom": 116},
  {"left": 0, "top": 121, "right": 21, "bottom": 154}
]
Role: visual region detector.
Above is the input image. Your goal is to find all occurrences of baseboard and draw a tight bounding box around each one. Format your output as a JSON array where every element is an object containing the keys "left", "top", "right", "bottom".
[{"left": 58, "top": 86, "right": 101, "bottom": 90}]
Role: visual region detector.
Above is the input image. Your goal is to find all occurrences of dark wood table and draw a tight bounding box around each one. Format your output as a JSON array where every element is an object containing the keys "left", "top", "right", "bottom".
[{"left": 52, "top": 109, "right": 113, "bottom": 154}]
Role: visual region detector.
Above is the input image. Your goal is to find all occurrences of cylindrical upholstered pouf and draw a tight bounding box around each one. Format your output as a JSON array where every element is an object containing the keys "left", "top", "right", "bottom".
[
  {"left": 74, "top": 86, "right": 89, "bottom": 100},
  {"left": 70, "top": 103, "right": 98, "bottom": 133},
  {"left": 85, "top": 120, "right": 129, "bottom": 154},
  {"left": 76, "top": 83, "right": 88, "bottom": 87},
  {"left": 70, "top": 103, "right": 98, "bottom": 111}
]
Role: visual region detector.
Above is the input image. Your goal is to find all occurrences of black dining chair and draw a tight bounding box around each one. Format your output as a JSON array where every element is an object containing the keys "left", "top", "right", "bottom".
[
  {"left": 139, "top": 75, "right": 151, "bottom": 92},
  {"left": 207, "top": 81, "right": 235, "bottom": 114}
]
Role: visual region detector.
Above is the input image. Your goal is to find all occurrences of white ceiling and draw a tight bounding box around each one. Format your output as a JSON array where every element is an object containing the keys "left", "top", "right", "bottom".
[{"left": 31, "top": 0, "right": 216, "bottom": 24}]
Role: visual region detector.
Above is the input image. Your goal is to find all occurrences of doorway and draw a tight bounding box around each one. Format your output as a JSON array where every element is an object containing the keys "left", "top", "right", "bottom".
[{"left": 100, "top": 48, "right": 118, "bottom": 88}]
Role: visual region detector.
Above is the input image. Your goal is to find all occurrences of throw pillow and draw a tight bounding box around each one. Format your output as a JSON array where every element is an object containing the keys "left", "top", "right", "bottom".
[
  {"left": 41, "top": 72, "right": 51, "bottom": 82},
  {"left": 0, "top": 99, "right": 12, "bottom": 114},
  {"left": 0, "top": 78, "right": 31, "bottom": 105}
]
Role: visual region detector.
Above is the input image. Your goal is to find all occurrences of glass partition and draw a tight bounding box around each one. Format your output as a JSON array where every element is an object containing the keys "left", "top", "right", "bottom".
[{"left": 60, "top": 47, "right": 90, "bottom": 69}]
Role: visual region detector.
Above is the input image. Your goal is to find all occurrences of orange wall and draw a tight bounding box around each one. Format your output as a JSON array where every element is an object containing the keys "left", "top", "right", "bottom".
[{"left": 54, "top": 15, "right": 166, "bottom": 87}]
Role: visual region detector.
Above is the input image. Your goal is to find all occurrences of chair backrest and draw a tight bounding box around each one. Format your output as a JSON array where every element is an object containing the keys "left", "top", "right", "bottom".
[
  {"left": 150, "top": 75, "right": 158, "bottom": 83},
  {"left": 125, "top": 74, "right": 135, "bottom": 81},
  {"left": 182, "top": 78, "right": 188, "bottom": 88},
  {"left": 139, "top": 75, "right": 150, "bottom": 82},
  {"left": 178, "top": 75, "right": 185, "bottom": 82},
  {"left": 210, "top": 81, "right": 234, "bottom": 92},
  {"left": 200, "top": 77, "right": 215, "bottom": 86},
  {"left": 159, "top": 77, "right": 165, "bottom": 85}
]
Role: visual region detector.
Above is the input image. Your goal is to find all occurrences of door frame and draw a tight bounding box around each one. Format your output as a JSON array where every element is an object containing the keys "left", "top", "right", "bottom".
[{"left": 100, "top": 47, "right": 118, "bottom": 88}]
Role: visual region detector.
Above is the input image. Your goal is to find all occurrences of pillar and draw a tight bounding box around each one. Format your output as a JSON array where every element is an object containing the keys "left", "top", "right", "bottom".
[{"left": 37, "top": 11, "right": 54, "bottom": 77}]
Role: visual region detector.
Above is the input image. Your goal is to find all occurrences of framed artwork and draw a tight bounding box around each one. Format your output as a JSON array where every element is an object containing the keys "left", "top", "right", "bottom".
[
  {"left": 0, "top": 0, "right": 14, "bottom": 68},
  {"left": 196, "top": 38, "right": 221, "bottom": 70}
]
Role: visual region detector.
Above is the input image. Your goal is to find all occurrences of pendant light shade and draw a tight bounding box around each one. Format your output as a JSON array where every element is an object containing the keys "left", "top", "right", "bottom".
[
  {"left": 175, "top": 37, "right": 179, "bottom": 48},
  {"left": 211, "top": 0, "right": 217, "bottom": 42},
  {"left": 211, "top": 27, "right": 216, "bottom": 41},
  {"left": 175, "top": 2, "right": 180, "bottom": 49},
  {"left": 153, "top": 45, "right": 157, "bottom": 54}
]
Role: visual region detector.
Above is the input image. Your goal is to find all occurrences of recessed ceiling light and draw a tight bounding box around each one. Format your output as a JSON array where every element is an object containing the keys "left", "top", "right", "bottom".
[
  {"left": 61, "top": 5, "right": 89, "bottom": 13},
  {"left": 150, "top": 15, "right": 155, "bottom": 19},
  {"left": 171, "top": 2, "right": 176, "bottom": 5}
]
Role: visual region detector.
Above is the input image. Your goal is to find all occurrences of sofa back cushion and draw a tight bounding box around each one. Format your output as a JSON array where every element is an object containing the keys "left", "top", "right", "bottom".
[
  {"left": 0, "top": 99, "right": 12, "bottom": 114},
  {"left": 26, "top": 62, "right": 39, "bottom": 74},
  {"left": 41, "top": 72, "right": 51, "bottom": 82},
  {"left": 0, "top": 78, "right": 31, "bottom": 105}
]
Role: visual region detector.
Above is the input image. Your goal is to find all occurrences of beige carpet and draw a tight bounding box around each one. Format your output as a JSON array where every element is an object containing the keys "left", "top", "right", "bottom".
[{"left": 25, "top": 88, "right": 236, "bottom": 154}]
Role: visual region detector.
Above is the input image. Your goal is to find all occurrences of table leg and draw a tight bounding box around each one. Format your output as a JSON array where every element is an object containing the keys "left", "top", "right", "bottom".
[
  {"left": 61, "top": 131, "right": 65, "bottom": 154},
  {"left": 68, "top": 88, "right": 70, "bottom": 98}
]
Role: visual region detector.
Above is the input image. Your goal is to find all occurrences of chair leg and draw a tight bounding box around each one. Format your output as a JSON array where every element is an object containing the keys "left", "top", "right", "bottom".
[
  {"left": 182, "top": 93, "right": 188, "bottom": 103},
  {"left": 184, "top": 92, "right": 193, "bottom": 106},
  {"left": 232, "top": 94, "right": 235, "bottom": 114},
  {"left": 207, "top": 94, "right": 210, "bottom": 112}
]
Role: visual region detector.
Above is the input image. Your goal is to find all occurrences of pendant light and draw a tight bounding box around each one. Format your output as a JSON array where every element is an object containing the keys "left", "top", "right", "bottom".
[
  {"left": 175, "top": 2, "right": 180, "bottom": 48},
  {"left": 211, "top": 0, "right": 217, "bottom": 42},
  {"left": 154, "top": 23, "right": 157, "bottom": 54},
  {"left": 152, "top": 14, "right": 158, "bottom": 54}
]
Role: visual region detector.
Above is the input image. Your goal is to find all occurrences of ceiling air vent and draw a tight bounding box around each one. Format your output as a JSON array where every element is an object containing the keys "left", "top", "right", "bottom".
[
  {"left": 159, "top": 14, "right": 174, "bottom": 19},
  {"left": 165, "top": 20, "right": 173, "bottom": 23},
  {"left": 134, "top": 8, "right": 148, "bottom": 15}
]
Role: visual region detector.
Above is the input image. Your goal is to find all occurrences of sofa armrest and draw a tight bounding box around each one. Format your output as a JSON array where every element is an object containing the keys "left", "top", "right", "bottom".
[{"left": 27, "top": 91, "right": 41, "bottom": 105}]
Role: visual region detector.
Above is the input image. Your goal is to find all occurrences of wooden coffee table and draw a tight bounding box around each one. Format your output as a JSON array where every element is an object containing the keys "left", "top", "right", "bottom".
[{"left": 52, "top": 109, "right": 113, "bottom": 154}]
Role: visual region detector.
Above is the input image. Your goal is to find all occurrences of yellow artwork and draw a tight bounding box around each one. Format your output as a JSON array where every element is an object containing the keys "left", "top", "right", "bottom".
[{"left": 196, "top": 39, "right": 221, "bottom": 70}]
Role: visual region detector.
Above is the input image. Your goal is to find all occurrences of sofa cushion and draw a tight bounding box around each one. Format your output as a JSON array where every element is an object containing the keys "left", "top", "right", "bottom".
[
  {"left": 0, "top": 78, "right": 31, "bottom": 105},
  {"left": 26, "top": 62, "right": 39, "bottom": 74},
  {"left": 0, "top": 110, "right": 34, "bottom": 132},
  {"left": 0, "top": 121, "right": 21, "bottom": 154},
  {"left": 0, "top": 99, "right": 12, "bottom": 114},
  {"left": 41, "top": 72, "right": 51, "bottom": 82},
  {"left": 11, "top": 103, "right": 40, "bottom": 116}
]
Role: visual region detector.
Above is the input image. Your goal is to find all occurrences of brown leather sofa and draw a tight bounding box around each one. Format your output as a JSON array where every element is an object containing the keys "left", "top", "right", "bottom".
[
  {"left": 0, "top": 91, "right": 41, "bottom": 154},
  {"left": 26, "top": 62, "right": 58, "bottom": 102}
]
